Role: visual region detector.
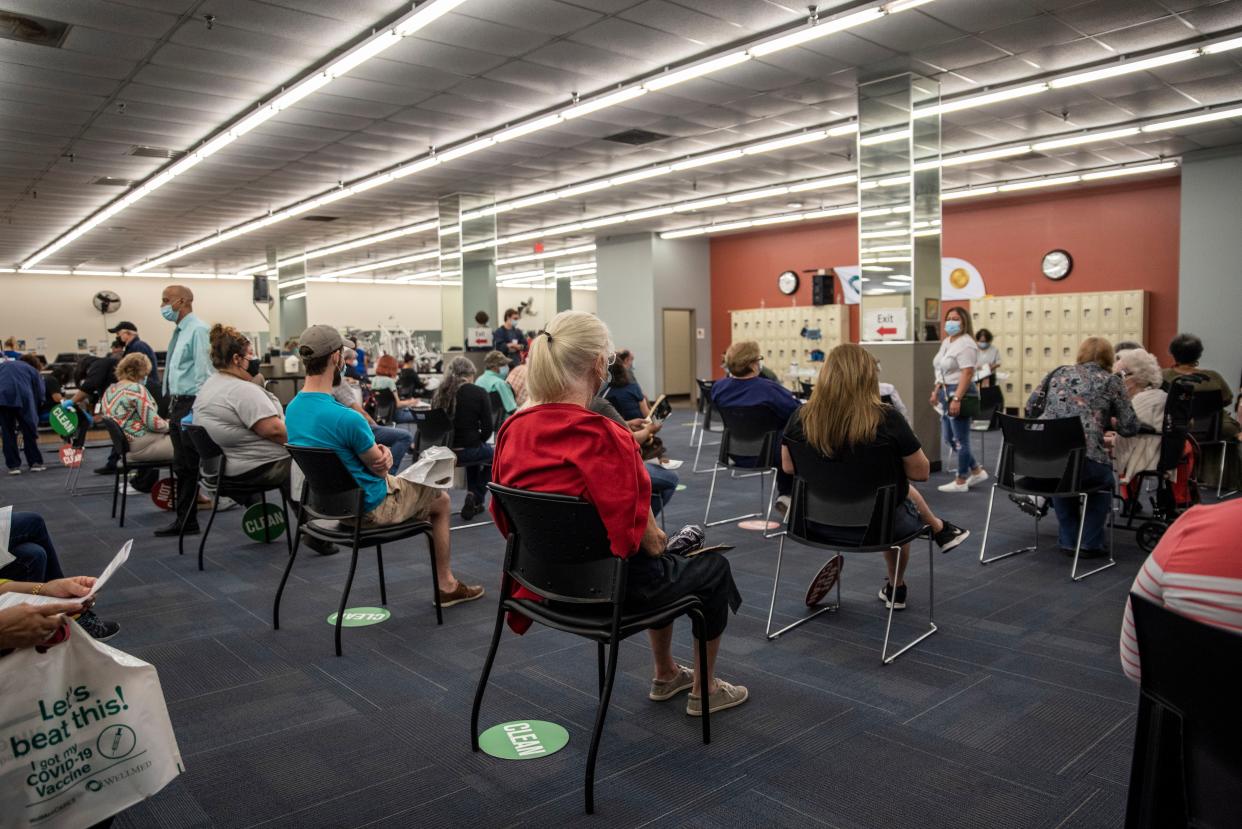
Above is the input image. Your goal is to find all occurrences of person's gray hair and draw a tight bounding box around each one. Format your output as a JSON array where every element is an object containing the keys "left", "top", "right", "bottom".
[
  {"left": 1115, "top": 347, "right": 1162, "bottom": 390},
  {"left": 431, "top": 355, "right": 477, "bottom": 416}
]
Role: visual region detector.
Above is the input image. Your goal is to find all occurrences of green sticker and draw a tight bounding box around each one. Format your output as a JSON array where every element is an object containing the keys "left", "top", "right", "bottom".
[
  {"left": 676, "top": 484, "right": 687, "bottom": 491},
  {"left": 242, "top": 501, "right": 286, "bottom": 542},
  {"left": 327, "top": 607, "right": 391, "bottom": 627},
  {"left": 49, "top": 404, "right": 78, "bottom": 438},
  {"left": 479, "top": 720, "right": 569, "bottom": 760}
]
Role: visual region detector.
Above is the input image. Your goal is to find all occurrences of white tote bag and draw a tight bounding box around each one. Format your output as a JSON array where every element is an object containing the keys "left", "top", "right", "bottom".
[{"left": 0, "top": 621, "right": 184, "bottom": 829}]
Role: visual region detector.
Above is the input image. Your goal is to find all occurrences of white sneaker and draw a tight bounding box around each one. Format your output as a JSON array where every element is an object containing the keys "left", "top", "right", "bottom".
[
  {"left": 661, "top": 459, "right": 684, "bottom": 470},
  {"left": 966, "top": 468, "right": 989, "bottom": 487},
  {"left": 124, "top": 484, "right": 145, "bottom": 496},
  {"left": 937, "top": 479, "right": 970, "bottom": 493},
  {"left": 216, "top": 496, "right": 241, "bottom": 512},
  {"left": 7, "top": 468, "right": 21, "bottom": 475}
]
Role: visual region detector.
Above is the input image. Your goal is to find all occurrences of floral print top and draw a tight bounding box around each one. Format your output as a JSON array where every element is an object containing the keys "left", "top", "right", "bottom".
[{"left": 1025, "top": 363, "right": 1138, "bottom": 464}]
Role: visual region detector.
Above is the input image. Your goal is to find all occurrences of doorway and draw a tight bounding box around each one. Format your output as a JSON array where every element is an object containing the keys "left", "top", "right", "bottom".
[{"left": 661, "top": 308, "right": 694, "bottom": 398}]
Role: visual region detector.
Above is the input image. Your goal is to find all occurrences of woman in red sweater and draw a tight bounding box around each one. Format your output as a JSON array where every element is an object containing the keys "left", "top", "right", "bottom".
[{"left": 491, "top": 311, "right": 747, "bottom": 717}]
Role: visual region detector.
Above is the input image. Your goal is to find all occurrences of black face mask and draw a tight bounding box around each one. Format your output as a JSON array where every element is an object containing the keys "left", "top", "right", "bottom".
[{"left": 246, "top": 358, "right": 260, "bottom": 377}]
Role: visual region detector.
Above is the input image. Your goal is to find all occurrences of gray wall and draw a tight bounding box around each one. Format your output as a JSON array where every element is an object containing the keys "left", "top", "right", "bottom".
[
  {"left": 595, "top": 233, "right": 712, "bottom": 395},
  {"left": 1179, "top": 147, "right": 1242, "bottom": 390}
]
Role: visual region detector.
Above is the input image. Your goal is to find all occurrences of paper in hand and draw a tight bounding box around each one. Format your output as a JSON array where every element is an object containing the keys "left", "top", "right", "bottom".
[
  {"left": 0, "top": 505, "right": 13, "bottom": 569},
  {"left": 0, "top": 539, "right": 131, "bottom": 611}
]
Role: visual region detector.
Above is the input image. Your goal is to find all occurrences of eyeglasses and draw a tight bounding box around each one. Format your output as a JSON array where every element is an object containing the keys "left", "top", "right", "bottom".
[{"left": 606, "top": 351, "right": 617, "bottom": 366}]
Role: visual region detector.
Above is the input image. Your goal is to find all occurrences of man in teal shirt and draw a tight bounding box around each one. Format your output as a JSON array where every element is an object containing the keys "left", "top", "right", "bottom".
[
  {"left": 156, "top": 285, "right": 211, "bottom": 537},
  {"left": 286, "top": 325, "right": 483, "bottom": 608},
  {"left": 475, "top": 350, "right": 516, "bottom": 416}
]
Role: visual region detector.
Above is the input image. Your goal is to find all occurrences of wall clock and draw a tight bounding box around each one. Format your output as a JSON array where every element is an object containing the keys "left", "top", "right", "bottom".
[
  {"left": 1041, "top": 249, "right": 1072, "bottom": 280},
  {"left": 777, "top": 269, "right": 799, "bottom": 295}
]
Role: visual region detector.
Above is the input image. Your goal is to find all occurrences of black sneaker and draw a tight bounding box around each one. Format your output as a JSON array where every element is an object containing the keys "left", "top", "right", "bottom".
[
  {"left": 877, "top": 581, "right": 907, "bottom": 610},
  {"left": 933, "top": 521, "right": 971, "bottom": 553},
  {"left": 1009, "top": 494, "right": 1049, "bottom": 519},
  {"left": 460, "top": 493, "right": 479, "bottom": 521},
  {"left": 305, "top": 536, "right": 340, "bottom": 556},
  {"left": 154, "top": 521, "right": 198, "bottom": 537},
  {"left": 76, "top": 611, "right": 120, "bottom": 641}
]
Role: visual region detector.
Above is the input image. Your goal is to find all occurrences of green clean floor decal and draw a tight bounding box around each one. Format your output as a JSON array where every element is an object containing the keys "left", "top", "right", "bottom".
[
  {"left": 479, "top": 720, "right": 569, "bottom": 760},
  {"left": 327, "top": 607, "right": 391, "bottom": 627}
]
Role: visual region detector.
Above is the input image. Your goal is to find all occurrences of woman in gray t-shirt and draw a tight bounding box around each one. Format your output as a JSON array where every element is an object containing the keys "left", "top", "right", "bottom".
[{"left": 930, "top": 306, "right": 986, "bottom": 492}]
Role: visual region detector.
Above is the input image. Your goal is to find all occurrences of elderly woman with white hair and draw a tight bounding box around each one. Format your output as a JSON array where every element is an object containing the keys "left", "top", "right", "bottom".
[{"left": 1107, "top": 347, "right": 1168, "bottom": 488}]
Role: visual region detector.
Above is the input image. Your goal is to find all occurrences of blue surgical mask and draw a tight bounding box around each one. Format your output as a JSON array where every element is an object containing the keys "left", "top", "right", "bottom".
[
  {"left": 499, "top": 365, "right": 510, "bottom": 378},
  {"left": 160, "top": 304, "right": 178, "bottom": 322},
  {"left": 978, "top": 341, "right": 990, "bottom": 350},
  {"left": 944, "top": 320, "right": 962, "bottom": 336}
]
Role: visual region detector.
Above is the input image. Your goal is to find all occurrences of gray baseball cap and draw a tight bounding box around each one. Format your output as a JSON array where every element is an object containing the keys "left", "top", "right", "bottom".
[{"left": 298, "top": 325, "right": 344, "bottom": 359}]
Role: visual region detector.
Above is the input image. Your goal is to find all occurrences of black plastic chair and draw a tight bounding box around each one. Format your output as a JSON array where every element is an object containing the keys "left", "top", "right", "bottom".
[
  {"left": 1125, "top": 593, "right": 1242, "bottom": 828},
  {"left": 412, "top": 408, "right": 453, "bottom": 454},
  {"left": 978, "top": 414, "right": 1115, "bottom": 580},
  {"left": 690, "top": 378, "right": 719, "bottom": 473},
  {"left": 274, "top": 445, "right": 442, "bottom": 656},
  {"left": 1188, "top": 390, "right": 1236, "bottom": 498},
  {"left": 180, "top": 424, "right": 292, "bottom": 571},
  {"left": 703, "top": 405, "right": 782, "bottom": 533},
  {"left": 486, "top": 389, "right": 507, "bottom": 431},
  {"left": 471, "top": 484, "right": 710, "bottom": 814},
  {"left": 372, "top": 389, "right": 398, "bottom": 426},
  {"left": 766, "top": 440, "right": 935, "bottom": 663},
  {"left": 969, "top": 384, "right": 1005, "bottom": 467},
  {"left": 797, "top": 381, "right": 813, "bottom": 400},
  {"left": 100, "top": 418, "right": 175, "bottom": 528}
]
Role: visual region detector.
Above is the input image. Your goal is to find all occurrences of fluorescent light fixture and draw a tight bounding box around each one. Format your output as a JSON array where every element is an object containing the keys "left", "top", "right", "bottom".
[
  {"left": 284, "top": 291, "right": 307, "bottom": 301},
  {"left": 860, "top": 129, "right": 910, "bottom": 146},
  {"left": 496, "top": 244, "right": 597, "bottom": 266},
  {"left": 1048, "top": 50, "right": 1197, "bottom": 88},
  {"left": 495, "top": 114, "right": 564, "bottom": 143},
  {"left": 1141, "top": 104, "right": 1242, "bottom": 132},
  {"left": 563, "top": 86, "right": 646, "bottom": 119},
  {"left": 279, "top": 278, "right": 307, "bottom": 289},
  {"left": 1080, "top": 161, "right": 1177, "bottom": 180},
  {"left": 1033, "top": 127, "right": 1140, "bottom": 151},
  {"left": 236, "top": 220, "right": 437, "bottom": 276},
  {"left": 610, "top": 166, "right": 672, "bottom": 187},
  {"left": 645, "top": 51, "right": 750, "bottom": 90},
  {"left": 675, "top": 196, "right": 729, "bottom": 212},
  {"left": 940, "top": 186, "right": 999, "bottom": 201},
  {"left": 789, "top": 174, "right": 857, "bottom": 192},
  {"left": 922, "top": 83, "right": 1048, "bottom": 117},
  {"left": 998, "top": 175, "right": 1082, "bottom": 192},
  {"left": 661, "top": 227, "right": 707, "bottom": 239},
  {"left": 925, "top": 145, "right": 1032, "bottom": 169},
  {"left": 1202, "top": 35, "right": 1242, "bottom": 54},
  {"left": 748, "top": 7, "right": 886, "bottom": 57},
  {"left": 437, "top": 137, "right": 495, "bottom": 163},
  {"left": 726, "top": 185, "right": 790, "bottom": 203},
  {"left": 318, "top": 250, "right": 438, "bottom": 279},
  {"left": 742, "top": 130, "right": 829, "bottom": 154}
]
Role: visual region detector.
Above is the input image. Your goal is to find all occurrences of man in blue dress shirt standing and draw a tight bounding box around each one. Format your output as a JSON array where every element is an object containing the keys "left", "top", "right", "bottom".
[{"left": 156, "top": 285, "right": 212, "bottom": 537}]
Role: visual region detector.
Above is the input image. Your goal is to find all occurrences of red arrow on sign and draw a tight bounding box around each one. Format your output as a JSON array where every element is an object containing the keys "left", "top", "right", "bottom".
[{"left": 876, "top": 326, "right": 897, "bottom": 335}]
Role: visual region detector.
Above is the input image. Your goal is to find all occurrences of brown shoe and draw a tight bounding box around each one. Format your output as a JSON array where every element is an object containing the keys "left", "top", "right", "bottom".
[{"left": 437, "top": 581, "right": 484, "bottom": 607}]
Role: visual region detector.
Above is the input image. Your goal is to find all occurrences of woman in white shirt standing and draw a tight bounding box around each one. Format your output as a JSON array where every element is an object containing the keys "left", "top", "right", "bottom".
[
  {"left": 974, "top": 328, "right": 1002, "bottom": 388},
  {"left": 930, "top": 307, "right": 987, "bottom": 492}
]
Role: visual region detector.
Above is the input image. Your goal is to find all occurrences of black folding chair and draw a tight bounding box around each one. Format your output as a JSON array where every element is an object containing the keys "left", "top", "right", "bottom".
[
  {"left": 471, "top": 484, "right": 710, "bottom": 815},
  {"left": 1188, "top": 390, "right": 1237, "bottom": 499},
  {"left": 766, "top": 440, "right": 935, "bottom": 663},
  {"left": 412, "top": 408, "right": 491, "bottom": 530},
  {"left": 486, "top": 389, "right": 506, "bottom": 431},
  {"left": 979, "top": 414, "right": 1115, "bottom": 580},
  {"left": 274, "top": 445, "right": 442, "bottom": 656},
  {"left": 797, "top": 381, "right": 813, "bottom": 400},
  {"left": 1125, "top": 594, "right": 1242, "bottom": 828},
  {"left": 703, "top": 404, "right": 782, "bottom": 534},
  {"left": 372, "top": 389, "right": 398, "bottom": 426},
  {"left": 100, "top": 418, "right": 175, "bottom": 528},
  {"left": 690, "top": 378, "right": 719, "bottom": 473},
  {"left": 970, "top": 384, "right": 1004, "bottom": 467},
  {"left": 180, "top": 424, "right": 292, "bottom": 571}
]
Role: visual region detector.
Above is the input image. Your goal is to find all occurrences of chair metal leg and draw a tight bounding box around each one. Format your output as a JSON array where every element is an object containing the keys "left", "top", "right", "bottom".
[
  {"left": 761, "top": 469, "right": 782, "bottom": 539},
  {"left": 111, "top": 468, "right": 120, "bottom": 518},
  {"left": 705, "top": 467, "right": 766, "bottom": 527},
  {"left": 118, "top": 464, "right": 128, "bottom": 528},
  {"left": 376, "top": 543, "right": 387, "bottom": 605},
  {"left": 880, "top": 539, "right": 938, "bottom": 665},
  {"left": 279, "top": 493, "right": 293, "bottom": 556},
  {"left": 691, "top": 424, "right": 721, "bottom": 474},
  {"left": 1071, "top": 491, "right": 1117, "bottom": 581},
  {"left": 197, "top": 493, "right": 220, "bottom": 571},
  {"left": 584, "top": 640, "right": 621, "bottom": 815},
  {"left": 596, "top": 642, "right": 605, "bottom": 696},
  {"left": 272, "top": 526, "right": 304, "bottom": 630},
  {"left": 335, "top": 541, "right": 362, "bottom": 657},
  {"left": 692, "top": 610, "right": 711, "bottom": 745},
  {"left": 1216, "top": 446, "right": 1236, "bottom": 499},
  {"left": 470, "top": 600, "right": 508, "bottom": 752},
  {"left": 765, "top": 534, "right": 837, "bottom": 640},
  {"left": 260, "top": 491, "right": 271, "bottom": 542},
  {"left": 979, "top": 484, "right": 1039, "bottom": 564},
  {"left": 428, "top": 534, "right": 443, "bottom": 626}
]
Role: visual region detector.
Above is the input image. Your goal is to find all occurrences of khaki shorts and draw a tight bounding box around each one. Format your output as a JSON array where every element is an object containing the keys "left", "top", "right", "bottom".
[{"left": 360, "top": 475, "right": 440, "bottom": 527}]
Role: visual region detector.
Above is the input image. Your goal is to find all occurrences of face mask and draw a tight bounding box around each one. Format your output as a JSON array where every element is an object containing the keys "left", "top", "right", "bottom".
[
  {"left": 978, "top": 342, "right": 991, "bottom": 350},
  {"left": 160, "top": 304, "right": 178, "bottom": 322},
  {"left": 246, "top": 357, "right": 260, "bottom": 377},
  {"left": 944, "top": 320, "right": 962, "bottom": 336},
  {"left": 499, "top": 365, "right": 509, "bottom": 378}
]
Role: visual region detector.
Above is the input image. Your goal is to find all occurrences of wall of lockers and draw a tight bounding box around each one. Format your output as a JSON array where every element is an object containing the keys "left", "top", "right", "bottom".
[
  {"left": 969, "top": 290, "right": 1146, "bottom": 402},
  {"left": 730, "top": 304, "right": 849, "bottom": 384}
]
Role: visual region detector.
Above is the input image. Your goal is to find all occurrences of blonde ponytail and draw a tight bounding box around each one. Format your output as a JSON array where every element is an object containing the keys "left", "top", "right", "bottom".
[{"left": 527, "top": 311, "right": 612, "bottom": 404}]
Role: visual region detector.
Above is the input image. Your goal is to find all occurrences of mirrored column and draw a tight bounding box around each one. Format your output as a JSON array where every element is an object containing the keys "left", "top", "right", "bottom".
[{"left": 439, "top": 193, "right": 496, "bottom": 352}]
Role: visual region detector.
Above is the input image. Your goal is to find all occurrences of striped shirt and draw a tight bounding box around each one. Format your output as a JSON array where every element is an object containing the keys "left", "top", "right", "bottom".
[
  {"left": 1121, "top": 500, "right": 1242, "bottom": 683},
  {"left": 102, "top": 381, "right": 167, "bottom": 441}
]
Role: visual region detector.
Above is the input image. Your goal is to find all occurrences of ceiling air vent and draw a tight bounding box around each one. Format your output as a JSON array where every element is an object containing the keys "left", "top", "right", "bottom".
[
  {"left": 129, "top": 145, "right": 186, "bottom": 160},
  {"left": 93, "top": 177, "right": 136, "bottom": 187},
  {"left": 301, "top": 215, "right": 339, "bottom": 222},
  {"left": 0, "top": 10, "right": 70, "bottom": 47},
  {"left": 602, "top": 128, "right": 670, "bottom": 146}
]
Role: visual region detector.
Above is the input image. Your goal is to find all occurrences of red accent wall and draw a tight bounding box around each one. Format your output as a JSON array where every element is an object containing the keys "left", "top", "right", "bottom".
[{"left": 710, "top": 177, "right": 1181, "bottom": 375}]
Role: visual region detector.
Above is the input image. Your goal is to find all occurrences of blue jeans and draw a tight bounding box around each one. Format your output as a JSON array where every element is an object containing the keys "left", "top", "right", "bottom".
[
  {"left": 393, "top": 409, "right": 415, "bottom": 424},
  {"left": 938, "top": 385, "right": 978, "bottom": 478},
  {"left": 0, "top": 512, "right": 64, "bottom": 582},
  {"left": 371, "top": 425, "right": 412, "bottom": 475},
  {"left": 1051, "top": 458, "right": 1114, "bottom": 550},
  {"left": 0, "top": 406, "right": 43, "bottom": 469},
  {"left": 648, "top": 462, "right": 679, "bottom": 516},
  {"left": 456, "top": 444, "right": 493, "bottom": 501}
]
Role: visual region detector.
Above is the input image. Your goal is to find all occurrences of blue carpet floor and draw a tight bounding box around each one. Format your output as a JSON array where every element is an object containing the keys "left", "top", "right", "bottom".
[{"left": 5, "top": 412, "right": 1159, "bottom": 828}]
